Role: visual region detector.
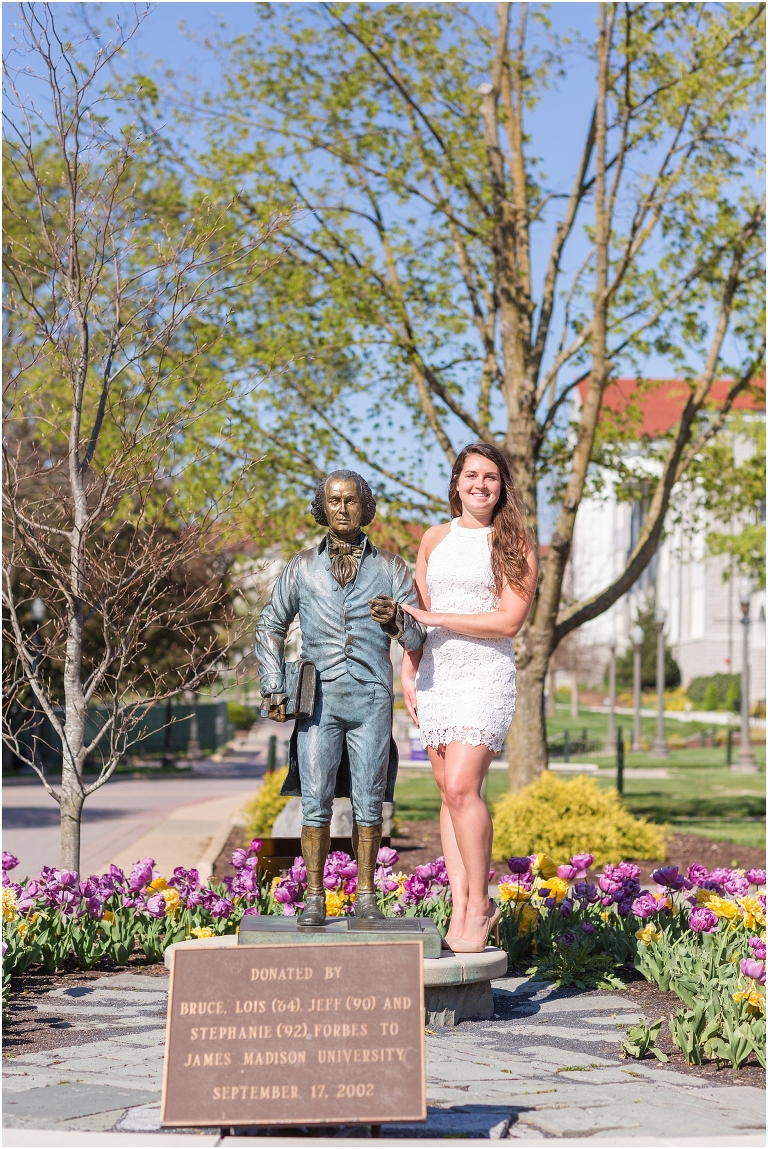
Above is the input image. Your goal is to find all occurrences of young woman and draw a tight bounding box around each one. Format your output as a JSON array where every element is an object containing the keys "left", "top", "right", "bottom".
[{"left": 400, "top": 444, "right": 537, "bottom": 953}]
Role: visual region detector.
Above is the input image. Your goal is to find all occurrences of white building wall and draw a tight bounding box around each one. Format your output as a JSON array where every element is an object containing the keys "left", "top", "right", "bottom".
[{"left": 571, "top": 477, "right": 766, "bottom": 703}]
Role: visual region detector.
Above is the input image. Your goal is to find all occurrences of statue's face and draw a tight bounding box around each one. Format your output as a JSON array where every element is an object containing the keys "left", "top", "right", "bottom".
[{"left": 325, "top": 477, "right": 363, "bottom": 539}]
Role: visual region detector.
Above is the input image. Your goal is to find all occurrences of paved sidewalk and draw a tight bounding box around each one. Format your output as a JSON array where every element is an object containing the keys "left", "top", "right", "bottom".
[
  {"left": 4, "top": 970, "right": 764, "bottom": 1145},
  {"left": 2, "top": 723, "right": 286, "bottom": 879}
]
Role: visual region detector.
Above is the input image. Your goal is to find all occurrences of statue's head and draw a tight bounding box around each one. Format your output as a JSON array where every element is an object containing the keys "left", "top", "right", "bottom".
[{"left": 311, "top": 470, "right": 376, "bottom": 539}]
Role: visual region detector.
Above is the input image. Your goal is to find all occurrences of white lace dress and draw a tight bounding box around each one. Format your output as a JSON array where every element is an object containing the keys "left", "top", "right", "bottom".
[{"left": 415, "top": 519, "right": 516, "bottom": 753}]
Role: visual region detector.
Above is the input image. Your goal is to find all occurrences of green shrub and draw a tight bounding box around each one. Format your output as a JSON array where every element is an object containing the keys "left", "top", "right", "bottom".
[
  {"left": 615, "top": 604, "right": 681, "bottom": 691},
  {"left": 244, "top": 767, "right": 291, "bottom": 837},
  {"left": 687, "top": 672, "right": 740, "bottom": 709},
  {"left": 227, "top": 701, "right": 257, "bottom": 730},
  {"left": 492, "top": 772, "right": 666, "bottom": 866}
]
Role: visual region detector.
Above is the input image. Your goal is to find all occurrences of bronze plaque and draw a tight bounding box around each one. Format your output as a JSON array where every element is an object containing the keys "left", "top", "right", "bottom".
[{"left": 161, "top": 942, "right": 426, "bottom": 1127}]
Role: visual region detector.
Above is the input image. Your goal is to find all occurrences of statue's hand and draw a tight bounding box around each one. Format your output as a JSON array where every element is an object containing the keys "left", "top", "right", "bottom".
[
  {"left": 267, "top": 692, "right": 289, "bottom": 722},
  {"left": 369, "top": 595, "right": 403, "bottom": 638}
]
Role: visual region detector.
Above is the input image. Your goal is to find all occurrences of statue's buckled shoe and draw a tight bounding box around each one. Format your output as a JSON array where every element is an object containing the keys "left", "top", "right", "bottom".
[
  {"left": 354, "top": 892, "right": 385, "bottom": 920},
  {"left": 298, "top": 893, "right": 326, "bottom": 927}
]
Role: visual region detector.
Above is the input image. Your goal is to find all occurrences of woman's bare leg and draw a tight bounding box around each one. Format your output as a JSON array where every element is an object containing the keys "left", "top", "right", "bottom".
[
  {"left": 430, "top": 741, "right": 495, "bottom": 943},
  {"left": 428, "top": 746, "right": 468, "bottom": 941},
  {"left": 442, "top": 741, "right": 495, "bottom": 944}
]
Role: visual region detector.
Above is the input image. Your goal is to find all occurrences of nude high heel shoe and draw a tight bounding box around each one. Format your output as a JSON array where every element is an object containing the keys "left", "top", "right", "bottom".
[{"left": 449, "top": 899, "right": 501, "bottom": 954}]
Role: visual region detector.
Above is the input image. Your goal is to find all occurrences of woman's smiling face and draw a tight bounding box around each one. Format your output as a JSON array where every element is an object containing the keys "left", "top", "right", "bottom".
[{"left": 456, "top": 454, "right": 501, "bottom": 518}]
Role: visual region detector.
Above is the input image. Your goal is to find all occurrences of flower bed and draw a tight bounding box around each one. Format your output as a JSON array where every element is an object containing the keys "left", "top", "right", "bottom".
[
  {"left": 496, "top": 853, "right": 765, "bottom": 1069},
  {"left": 3, "top": 846, "right": 764, "bottom": 1070}
]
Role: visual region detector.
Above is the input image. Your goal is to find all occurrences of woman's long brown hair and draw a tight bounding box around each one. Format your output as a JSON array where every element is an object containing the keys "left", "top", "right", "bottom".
[{"left": 448, "top": 443, "right": 534, "bottom": 597}]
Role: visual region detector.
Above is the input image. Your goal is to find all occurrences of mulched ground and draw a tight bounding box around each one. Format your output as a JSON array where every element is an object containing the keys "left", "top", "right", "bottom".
[{"left": 612, "top": 973, "right": 765, "bottom": 1089}]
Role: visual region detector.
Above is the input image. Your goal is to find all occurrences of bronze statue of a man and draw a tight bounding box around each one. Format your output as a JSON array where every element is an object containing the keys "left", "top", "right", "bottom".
[{"left": 254, "top": 470, "right": 426, "bottom": 926}]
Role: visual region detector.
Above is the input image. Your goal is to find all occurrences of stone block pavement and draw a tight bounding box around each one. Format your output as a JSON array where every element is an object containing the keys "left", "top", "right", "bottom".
[{"left": 3, "top": 969, "right": 764, "bottom": 1147}]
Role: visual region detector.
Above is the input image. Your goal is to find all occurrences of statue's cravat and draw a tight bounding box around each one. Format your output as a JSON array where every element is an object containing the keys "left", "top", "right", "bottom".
[{"left": 326, "top": 532, "right": 365, "bottom": 588}]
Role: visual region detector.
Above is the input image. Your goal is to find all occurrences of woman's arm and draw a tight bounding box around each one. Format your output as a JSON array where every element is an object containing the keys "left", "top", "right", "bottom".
[
  {"left": 400, "top": 647, "right": 421, "bottom": 725},
  {"left": 401, "top": 546, "right": 538, "bottom": 640}
]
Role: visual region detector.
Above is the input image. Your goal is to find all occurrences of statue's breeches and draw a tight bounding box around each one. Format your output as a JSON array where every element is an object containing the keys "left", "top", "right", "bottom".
[{"left": 296, "top": 673, "right": 391, "bottom": 827}]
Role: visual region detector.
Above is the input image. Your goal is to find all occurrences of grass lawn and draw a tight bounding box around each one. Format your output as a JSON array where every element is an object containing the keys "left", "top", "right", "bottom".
[
  {"left": 545, "top": 702, "right": 749, "bottom": 747},
  {"left": 394, "top": 720, "right": 766, "bottom": 850}
]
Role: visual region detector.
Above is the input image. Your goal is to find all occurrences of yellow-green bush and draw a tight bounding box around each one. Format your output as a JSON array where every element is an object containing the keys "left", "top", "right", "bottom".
[
  {"left": 244, "top": 767, "right": 291, "bottom": 837},
  {"left": 492, "top": 772, "right": 666, "bottom": 866}
]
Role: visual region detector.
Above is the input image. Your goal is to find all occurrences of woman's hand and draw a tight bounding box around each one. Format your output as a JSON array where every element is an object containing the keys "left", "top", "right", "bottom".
[
  {"left": 401, "top": 602, "right": 442, "bottom": 628},
  {"left": 400, "top": 650, "right": 420, "bottom": 726}
]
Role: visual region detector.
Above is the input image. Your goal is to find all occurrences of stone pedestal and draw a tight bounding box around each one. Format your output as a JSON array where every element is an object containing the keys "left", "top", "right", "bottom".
[{"left": 237, "top": 913, "right": 442, "bottom": 957}]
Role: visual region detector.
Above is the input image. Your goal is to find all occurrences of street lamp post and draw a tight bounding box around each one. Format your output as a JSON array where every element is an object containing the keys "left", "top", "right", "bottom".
[
  {"left": 650, "top": 606, "right": 669, "bottom": 758},
  {"left": 631, "top": 624, "right": 643, "bottom": 752},
  {"left": 186, "top": 691, "right": 201, "bottom": 759},
  {"left": 30, "top": 597, "right": 46, "bottom": 773},
  {"left": 734, "top": 578, "right": 757, "bottom": 772},
  {"left": 606, "top": 637, "right": 617, "bottom": 754}
]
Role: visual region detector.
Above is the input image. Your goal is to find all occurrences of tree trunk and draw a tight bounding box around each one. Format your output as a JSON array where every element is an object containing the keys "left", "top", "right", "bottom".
[
  {"left": 507, "top": 632, "right": 549, "bottom": 792},
  {"left": 60, "top": 781, "right": 84, "bottom": 873}
]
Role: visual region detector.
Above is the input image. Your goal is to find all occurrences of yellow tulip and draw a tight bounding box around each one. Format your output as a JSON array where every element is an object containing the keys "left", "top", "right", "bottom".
[
  {"left": 532, "top": 854, "right": 559, "bottom": 880},
  {"left": 537, "top": 876, "right": 568, "bottom": 903},
  {"left": 635, "top": 922, "right": 663, "bottom": 945},
  {"left": 191, "top": 926, "right": 215, "bottom": 939},
  {"left": 102, "top": 910, "right": 115, "bottom": 924},
  {"left": 497, "top": 881, "right": 531, "bottom": 904},
  {"left": 324, "top": 890, "right": 347, "bottom": 917},
  {"left": 162, "top": 888, "right": 181, "bottom": 914},
  {"left": 147, "top": 877, "right": 168, "bottom": 893},
  {"left": 16, "top": 920, "right": 29, "bottom": 937},
  {"left": 738, "top": 897, "right": 766, "bottom": 931},
  {"left": 518, "top": 904, "right": 539, "bottom": 935},
  {"left": 703, "top": 895, "right": 740, "bottom": 921},
  {"left": 2, "top": 888, "right": 18, "bottom": 922}
]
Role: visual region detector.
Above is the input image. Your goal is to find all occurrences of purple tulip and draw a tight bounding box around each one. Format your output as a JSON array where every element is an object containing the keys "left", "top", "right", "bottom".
[
  {"left": 507, "top": 856, "right": 532, "bottom": 875},
  {"left": 54, "top": 888, "right": 79, "bottom": 915},
  {"left": 632, "top": 893, "right": 663, "bottom": 919},
  {"left": 86, "top": 895, "right": 104, "bottom": 919},
  {"left": 558, "top": 865, "right": 580, "bottom": 883},
  {"left": 616, "top": 862, "right": 642, "bottom": 881},
  {"left": 391, "top": 902, "right": 405, "bottom": 916},
  {"left": 168, "top": 867, "right": 200, "bottom": 900},
  {"left": 581, "top": 921, "right": 596, "bottom": 935},
  {"left": 749, "top": 937, "right": 766, "bottom": 960},
  {"left": 598, "top": 869, "right": 623, "bottom": 896},
  {"left": 570, "top": 853, "right": 594, "bottom": 871},
  {"left": 280, "top": 903, "right": 297, "bottom": 917},
  {"left": 376, "top": 869, "right": 400, "bottom": 893},
  {"left": 205, "top": 894, "right": 234, "bottom": 919},
  {"left": 558, "top": 897, "right": 574, "bottom": 918},
  {"left": 724, "top": 875, "right": 750, "bottom": 898},
  {"left": 574, "top": 881, "right": 598, "bottom": 903},
  {"left": 24, "top": 880, "right": 43, "bottom": 899},
  {"left": 377, "top": 847, "right": 399, "bottom": 867},
  {"left": 289, "top": 857, "right": 307, "bottom": 885},
  {"left": 344, "top": 879, "right": 357, "bottom": 896},
  {"left": 2, "top": 852, "right": 19, "bottom": 872},
  {"left": 145, "top": 893, "right": 167, "bottom": 918},
  {"left": 403, "top": 875, "right": 428, "bottom": 903},
  {"left": 740, "top": 959, "right": 766, "bottom": 985},
  {"left": 16, "top": 889, "right": 35, "bottom": 914},
  {"left": 746, "top": 869, "right": 766, "bottom": 887},
  {"left": 415, "top": 862, "right": 440, "bottom": 882},
  {"left": 128, "top": 857, "right": 155, "bottom": 891},
  {"left": 108, "top": 864, "right": 126, "bottom": 885},
  {"left": 55, "top": 869, "right": 79, "bottom": 888},
  {"left": 651, "top": 866, "right": 691, "bottom": 891},
  {"left": 248, "top": 839, "right": 263, "bottom": 855},
  {"left": 560, "top": 932, "right": 576, "bottom": 948},
  {"left": 688, "top": 907, "right": 719, "bottom": 934},
  {"left": 273, "top": 881, "right": 300, "bottom": 905},
  {"left": 687, "top": 863, "right": 709, "bottom": 885},
  {"left": 708, "top": 867, "right": 731, "bottom": 885},
  {"left": 231, "top": 848, "right": 248, "bottom": 870}
]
